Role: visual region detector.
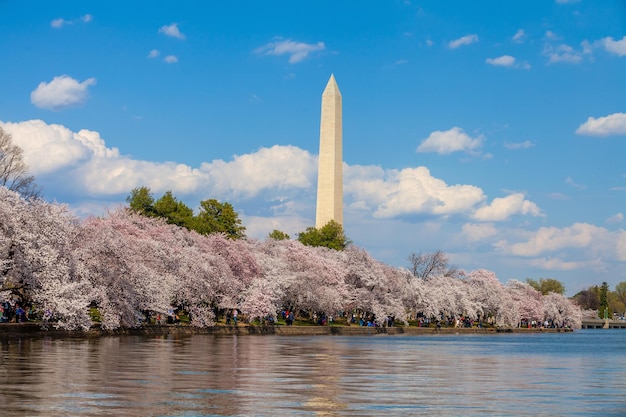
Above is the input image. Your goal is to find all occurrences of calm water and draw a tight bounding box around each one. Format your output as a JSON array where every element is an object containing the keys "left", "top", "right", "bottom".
[{"left": 1, "top": 330, "right": 625, "bottom": 416}]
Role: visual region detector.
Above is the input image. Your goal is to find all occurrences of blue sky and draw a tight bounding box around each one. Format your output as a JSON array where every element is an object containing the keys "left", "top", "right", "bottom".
[{"left": 1, "top": 1, "right": 625, "bottom": 294}]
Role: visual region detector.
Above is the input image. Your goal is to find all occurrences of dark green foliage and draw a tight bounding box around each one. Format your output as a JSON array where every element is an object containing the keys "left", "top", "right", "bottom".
[
  {"left": 126, "top": 186, "right": 156, "bottom": 216},
  {"left": 125, "top": 187, "right": 246, "bottom": 239},
  {"left": 598, "top": 281, "right": 611, "bottom": 319},
  {"left": 154, "top": 191, "right": 194, "bottom": 229},
  {"left": 268, "top": 229, "right": 290, "bottom": 240},
  {"left": 194, "top": 199, "right": 246, "bottom": 239},
  {"left": 297, "top": 220, "right": 350, "bottom": 250}
]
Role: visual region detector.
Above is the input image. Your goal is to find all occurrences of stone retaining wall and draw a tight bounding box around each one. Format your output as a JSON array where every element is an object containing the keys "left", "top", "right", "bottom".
[{"left": 0, "top": 322, "right": 572, "bottom": 339}]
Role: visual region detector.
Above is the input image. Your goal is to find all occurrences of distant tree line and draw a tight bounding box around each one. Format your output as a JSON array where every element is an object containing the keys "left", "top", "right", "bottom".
[{"left": 573, "top": 282, "right": 626, "bottom": 318}]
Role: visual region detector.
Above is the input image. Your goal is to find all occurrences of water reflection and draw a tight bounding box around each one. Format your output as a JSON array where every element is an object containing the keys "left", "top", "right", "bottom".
[{"left": 1, "top": 331, "right": 625, "bottom": 416}]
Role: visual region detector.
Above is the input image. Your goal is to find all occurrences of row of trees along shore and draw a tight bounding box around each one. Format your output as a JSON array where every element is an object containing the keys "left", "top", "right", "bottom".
[{"left": 0, "top": 127, "right": 588, "bottom": 331}]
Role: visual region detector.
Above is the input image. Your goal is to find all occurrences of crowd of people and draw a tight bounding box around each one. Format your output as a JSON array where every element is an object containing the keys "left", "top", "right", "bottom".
[{"left": 0, "top": 299, "right": 31, "bottom": 323}]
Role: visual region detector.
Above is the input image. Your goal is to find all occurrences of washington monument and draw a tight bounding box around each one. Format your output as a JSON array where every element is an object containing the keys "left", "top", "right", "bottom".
[{"left": 315, "top": 74, "right": 343, "bottom": 229}]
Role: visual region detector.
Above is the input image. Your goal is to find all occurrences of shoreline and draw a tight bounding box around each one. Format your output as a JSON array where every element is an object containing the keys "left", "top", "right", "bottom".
[{"left": 0, "top": 322, "right": 573, "bottom": 339}]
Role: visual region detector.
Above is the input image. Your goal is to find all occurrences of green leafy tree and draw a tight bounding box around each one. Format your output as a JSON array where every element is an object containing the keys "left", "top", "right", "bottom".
[
  {"left": 614, "top": 282, "right": 626, "bottom": 307},
  {"left": 598, "top": 281, "right": 611, "bottom": 319},
  {"left": 194, "top": 199, "right": 246, "bottom": 239},
  {"left": 608, "top": 291, "right": 625, "bottom": 318},
  {"left": 126, "top": 186, "right": 156, "bottom": 216},
  {"left": 268, "top": 229, "right": 290, "bottom": 240},
  {"left": 526, "top": 278, "right": 565, "bottom": 295},
  {"left": 297, "top": 220, "right": 350, "bottom": 250},
  {"left": 154, "top": 191, "right": 194, "bottom": 228}
]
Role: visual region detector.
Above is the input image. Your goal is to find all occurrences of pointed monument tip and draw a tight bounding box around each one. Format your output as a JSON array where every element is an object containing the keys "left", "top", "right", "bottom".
[{"left": 323, "top": 73, "right": 341, "bottom": 96}]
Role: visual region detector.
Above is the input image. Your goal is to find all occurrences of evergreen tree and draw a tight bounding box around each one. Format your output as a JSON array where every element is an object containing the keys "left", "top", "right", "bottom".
[
  {"left": 297, "top": 220, "right": 350, "bottom": 250},
  {"left": 194, "top": 199, "right": 246, "bottom": 239},
  {"left": 268, "top": 229, "right": 290, "bottom": 240}
]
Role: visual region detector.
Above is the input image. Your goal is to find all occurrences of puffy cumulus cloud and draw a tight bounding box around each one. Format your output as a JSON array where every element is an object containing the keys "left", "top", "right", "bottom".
[
  {"left": 198, "top": 145, "right": 317, "bottom": 199},
  {"left": 344, "top": 164, "right": 389, "bottom": 210},
  {"left": 159, "top": 23, "right": 185, "bottom": 40},
  {"left": 575, "top": 112, "right": 626, "bottom": 136},
  {"left": 462, "top": 223, "right": 498, "bottom": 242},
  {"left": 147, "top": 49, "right": 160, "bottom": 58},
  {"left": 597, "top": 36, "right": 626, "bottom": 56},
  {"left": 448, "top": 34, "right": 478, "bottom": 49},
  {"left": 164, "top": 55, "right": 178, "bottom": 64},
  {"left": 254, "top": 39, "right": 325, "bottom": 63},
  {"left": 472, "top": 193, "right": 542, "bottom": 222},
  {"left": 496, "top": 223, "right": 620, "bottom": 259},
  {"left": 31, "top": 75, "right": 96, "bottom": 111},
  {"left": 416, "top": 127, "right": 484, "bottom": 155},
  {"left": 359, "top": 166, "right": 486, "bottom": 218},
  {"left": 0, "top": 119, "right": 107, "bottom": 174},
  {"left": 1, "top": 120, "right": 315, "bottom": 200}
]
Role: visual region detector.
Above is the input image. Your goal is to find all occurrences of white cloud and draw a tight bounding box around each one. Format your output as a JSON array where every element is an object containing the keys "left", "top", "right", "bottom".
[
  {"left": 496, "top": 223, "right": 624, "bottom": 261},
  {"left": 512, "top": 29, "right": 526, "bottom": 43},
  {"left": 0, "top": 119, "right": 117, "bottom": 175},
  {"left": 576, "top": 112, "right": 626, "bottom": 136},
  {"left": 199, "top": 145, "right": 317, "bottom": 198},
  {"left": 30, "top": 75, "right": 96, "bottom": 111},
  {"left": 486, "top": 55, "right": 516, "bottom": 67},
  {"left": 462, "top": 223, "right": 498, "bottom": 241},
  {"left": 472, "top": 193, "right": 542, "bottom": 222},
  {"left": 361, "top": 166, "right": 487, "bottom": 218},
  {"left": 51, "top": 18, "right": 66, "bottom": 28},
  {"left": 255, "top": 39, "right": 325, "bottom": 63},
  {"left": 416, "top": 127, "right": 484, "bottom": 155},
  {"left": 0, "top": 120, "right": 315, "bottom": 199},
  {"left": 448, "top": 34, "right": 479, "bottom": 49},
  {"left": 345, "top": 165, "right": 534, "bottom": 223},
  {"left": 543, "top": 43, "right": 583, "bottom": 64},
  {"left": 528, "top": 257, "right": 600, "bottom": 272},
  {"left": 51, "top": 14, "right": 92, "bottom": 28},
  {"left": 597, "top": 36, "right": 626, "bottom": 56},
  {"left": 147, "top": 49, "right": 160, "bottom": 58},
  {"left": 606, "top": 213, "right": 624, "bottom": 224},
  {"left": 504, "top": 141, "right": 534, "bottom": 150},
  {"left": 159, "top": 23, "right": 185, "bottom": 40},
  {"left": 486, "top": 55, "right": 530, "bottom": 70},
  {"left": 164, "top": 55, "right": 178, "bottom": 64}
]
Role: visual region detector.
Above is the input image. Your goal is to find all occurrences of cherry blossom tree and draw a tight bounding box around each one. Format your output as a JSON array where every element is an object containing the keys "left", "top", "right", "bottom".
[
  {"left": 507, "top": 279, "right": 544, "bottom": 325},
  {"left": 342, "top": 247, "right": 411, "bottom": 324},
  {"left": 543, "top": 292, "right": 582, "bottom": 329},
  {"left": 468, "top": 269, "right": 518, "bottom": 327},
  {"left": 0, "top": 186, "right": 91, "bottom": 329}
]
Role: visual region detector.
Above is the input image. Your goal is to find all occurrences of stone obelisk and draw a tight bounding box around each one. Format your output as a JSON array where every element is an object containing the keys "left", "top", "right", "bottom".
[{"left": 315, "top": 74, "right": 343, "bottom": 229}]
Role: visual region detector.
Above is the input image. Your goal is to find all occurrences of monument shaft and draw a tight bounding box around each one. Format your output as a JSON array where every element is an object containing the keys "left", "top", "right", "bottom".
[{"left": 315, "top": 74, "right": 343, "bottom": 228}]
